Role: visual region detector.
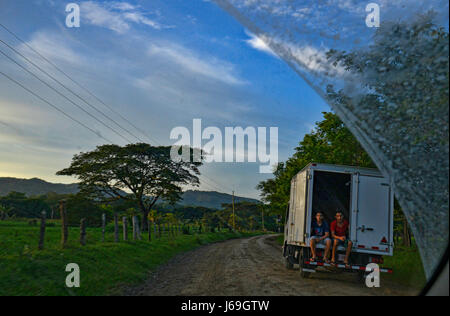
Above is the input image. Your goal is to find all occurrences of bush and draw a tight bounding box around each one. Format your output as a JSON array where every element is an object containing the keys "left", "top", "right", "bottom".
[
  {"left": 66, "top": 195, "right": 104, "bottom": 227},
  {"left": 182, "top": 225, "right": 191, "bottom": 235}
]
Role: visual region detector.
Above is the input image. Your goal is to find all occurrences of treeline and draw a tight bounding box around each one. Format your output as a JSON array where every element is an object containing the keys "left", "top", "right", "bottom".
[
  {"left": 257, "top": 112, "right": 414, "bottom": 247},
  {"left": 0, "top": 191, "right": 277, "bottom": 232},
  {"left": 1, "top": 143, "right": 276, "bottom": 234}
]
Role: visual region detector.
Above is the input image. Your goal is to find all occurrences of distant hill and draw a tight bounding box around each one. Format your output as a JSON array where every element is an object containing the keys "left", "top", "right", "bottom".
[
  {"left": 0, "top": 177, "right": 79, "bottom": 196},
  {"left": 0, "top": 177, "right": 259, "bottom": 209},
  {"left": 177, "top": 190, "right": 260, "bottom": 209}
]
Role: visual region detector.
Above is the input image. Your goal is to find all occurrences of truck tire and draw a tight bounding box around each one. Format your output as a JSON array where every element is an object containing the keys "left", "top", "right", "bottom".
[
  {"left": 356, "top": 271, "right": 367, "bottom": 284},
  {"left": 299, "top": 248, "right": 310, "bottom": 278},
  {"left": 299, "top": 264, "right": 310, "bottom": 278},
  {"left": 285, "top": 257, "right": 294, "bottom": 269},
  {"left": 284, "top": 245, "right": 295, "bottom": 269}
]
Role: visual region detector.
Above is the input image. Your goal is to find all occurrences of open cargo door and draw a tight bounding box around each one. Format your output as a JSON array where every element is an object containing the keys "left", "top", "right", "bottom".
[
  {"left": 287, "top": 170, "right": 308, "bottom": 245},
  {"left": 355, "top": 175, "right": 392, "bottom": 255}
]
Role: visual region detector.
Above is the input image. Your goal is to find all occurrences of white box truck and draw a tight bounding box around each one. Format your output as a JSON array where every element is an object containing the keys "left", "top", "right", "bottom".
[{"left": 282, "top": 163, "right": 394, "bottom": 278}]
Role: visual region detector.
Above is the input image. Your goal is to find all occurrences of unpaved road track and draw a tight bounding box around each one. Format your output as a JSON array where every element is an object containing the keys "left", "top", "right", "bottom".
[{"left": 125, "top": 235, "right": 417, "bottom": 296}]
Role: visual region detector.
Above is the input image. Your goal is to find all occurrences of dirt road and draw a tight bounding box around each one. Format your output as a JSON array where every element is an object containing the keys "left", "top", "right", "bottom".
[{"left": 125, "top": 234, "right": 417, "bottom": 296}]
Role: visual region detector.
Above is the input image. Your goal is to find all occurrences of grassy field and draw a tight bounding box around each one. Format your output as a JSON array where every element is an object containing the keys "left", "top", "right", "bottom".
[
  {"left": 0, "top": 220, "right": 262, "bottom": 296},
  {"left": 275, "top": 234, "right": 427, "bottom": 290}
]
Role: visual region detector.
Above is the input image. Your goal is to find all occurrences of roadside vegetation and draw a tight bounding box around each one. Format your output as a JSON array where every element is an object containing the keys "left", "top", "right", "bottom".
[
  {"left": 0, "top": 219, "right": 263, "bottom": 296},
  {"left": 383, "top": 240, "right": 426, "bottom": 290},
  {"left": 0, "top": 142, "right": 273, "bottom": 296}
]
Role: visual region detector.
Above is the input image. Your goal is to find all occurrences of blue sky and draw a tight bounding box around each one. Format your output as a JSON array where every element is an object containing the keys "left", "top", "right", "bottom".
[{"left": 0, "top": 0, "right": 331, "bottom": 199}]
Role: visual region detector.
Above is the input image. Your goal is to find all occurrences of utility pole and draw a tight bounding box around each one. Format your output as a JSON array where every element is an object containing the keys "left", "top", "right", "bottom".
[{"left": 232, "top": 190, "right": 235, "bottom": 231}]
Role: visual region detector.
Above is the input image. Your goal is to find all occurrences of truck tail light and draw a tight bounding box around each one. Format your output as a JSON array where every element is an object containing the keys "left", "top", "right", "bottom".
[{"left": 370, "top": 257, "right": 384, "bottom": 264}]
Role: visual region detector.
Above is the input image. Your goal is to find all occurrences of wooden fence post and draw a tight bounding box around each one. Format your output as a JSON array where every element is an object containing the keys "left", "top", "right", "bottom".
[
  {"left": 123, "top": 217, "right": 128, "bottom": 241},
  {"left": 38, "top": 211, "right": 46, "bottom": 250},
  {"left": 101, "top": 213, "right": 106, "bottom": 242},
  {"left": 60, "top": 200, "right": 68, "bottom": 248},
  {"left": 148, "top": 220, "right": 152, "bottom": 241},
  {"left": 114, "top": 213, "right": 119, "bottom": 243},
  {"left": 80, "top": 218, "right": 86, "bottom": 246},
  {"left": 132, "top": 216, "right": 141, "bottom": 240},
  {"left": 132, "top": 216, "right": 137, "bottom": 240},
  {"left": 137, "top": 218, "right": 141, "bottom": 240}
]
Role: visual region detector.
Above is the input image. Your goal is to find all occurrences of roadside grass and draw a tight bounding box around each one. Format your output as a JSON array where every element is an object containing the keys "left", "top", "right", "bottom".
[
  {"left": 275, "top": 234, "right": 426, "bottom": 290},
  {"left": 0, "top": 220, "right": 263, "bottom": 296},
  {"left": 276, "top": 234, "right": 284, "bottom": 246},
  {"left": 382, "top": 241, "right": 426, "bottom": 290}
]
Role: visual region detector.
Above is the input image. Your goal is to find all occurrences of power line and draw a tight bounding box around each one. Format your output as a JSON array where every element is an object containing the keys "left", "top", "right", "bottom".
[
  {"left": 0, "top": 43, "right": 231, "bottom": 193},
  {"left": 0, "top": 23, "right": 233, "bottom": 195},
  {"left": 0, "top": 46, "right": 134, "bottom": 144},
  {"left": 0, "top": 22, "right": 158, "bottom": 145},
  {"left": 0, "top": 37, "right": 145, "bottom": 143},
  {"left": 199, "top": 175, "right": 228, "bottom": 192},
  {"left": 0, "top": 69, "right": 114, "bottom": 143}
]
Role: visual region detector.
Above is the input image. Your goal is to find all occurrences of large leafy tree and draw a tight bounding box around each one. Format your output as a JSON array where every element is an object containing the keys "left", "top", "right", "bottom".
[
  {"left": 57, "top": 143, "right": 202, "bottom": 230},
  {"left": 257, "top": 112, "right": 375, "bottom": 218}
]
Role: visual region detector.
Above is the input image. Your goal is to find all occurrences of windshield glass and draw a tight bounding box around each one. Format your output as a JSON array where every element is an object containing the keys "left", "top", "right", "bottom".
[{"left": 0, "top": 0, "right": 448, "bottom": 297}]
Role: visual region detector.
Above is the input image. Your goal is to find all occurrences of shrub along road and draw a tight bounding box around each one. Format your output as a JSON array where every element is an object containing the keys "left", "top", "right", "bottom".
[{"left": 125, "top": 234, "right": 418, "bottom": 296}]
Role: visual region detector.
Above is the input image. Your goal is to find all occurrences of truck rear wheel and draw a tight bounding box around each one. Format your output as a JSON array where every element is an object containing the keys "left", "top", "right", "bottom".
[
  {"left": 356, "top": 271, "right": 367, "bottom": 284},
  {"left": 284, "top": 245, "right": 295, "bottom": 269},
  {"left": 299, "top": 265, "right": 310, "bottom": 278},
  {"left": 285, "top": 257, "right": 294, "bottom": 269},
  {"left": 299, "top": 248, "right": 310, "bottom": 278}
]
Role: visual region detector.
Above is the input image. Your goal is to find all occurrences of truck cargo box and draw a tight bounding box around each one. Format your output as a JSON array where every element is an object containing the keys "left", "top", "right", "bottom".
[{"left": 284, "top": 163, "right": 394, "bottom": 256}]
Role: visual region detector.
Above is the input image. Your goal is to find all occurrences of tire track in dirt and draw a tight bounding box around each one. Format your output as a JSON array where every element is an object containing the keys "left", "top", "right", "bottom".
[{"left": 123, "top": 234, "right": 417, "bottom": 296}]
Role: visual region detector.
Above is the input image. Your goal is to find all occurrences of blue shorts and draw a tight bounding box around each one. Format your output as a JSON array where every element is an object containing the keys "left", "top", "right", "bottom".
[
  {"left": 311, "top": 236, "right": 331, "bottom": 245},
  {"left": 334, "top": 238, "right": 350, "bottom": 248}
]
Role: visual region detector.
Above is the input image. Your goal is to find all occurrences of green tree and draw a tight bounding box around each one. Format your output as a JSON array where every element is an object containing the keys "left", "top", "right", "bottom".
[
  {"left": 0, "top": 204, "right": 13, "bottom": 220},
  {"left": 66, "top": 194, "right": 104, "bottom": 227},
  {"left": 0, "top": 192, "right": 50, "bottom": 218},
  {"left": 257, "top": 111, "right": 375, "bottom": 219},
  {"left": 57, "top": 143, "right": 203, "bottom": 231}
]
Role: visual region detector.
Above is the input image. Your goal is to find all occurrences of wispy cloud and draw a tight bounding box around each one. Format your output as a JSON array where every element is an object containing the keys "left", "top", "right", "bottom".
[
  {"left": 108, "top": 1, "right": 136, "bottom": 11},
  {"left": 244, "top": 29, "right": 344, "bottom": 77},
  {"left": 147, "top": 42, "right": 247, "bottom": 86},
  {"left": 244, "top": 30, "right": 278, "bottom": 58},
  {"left": 80, "top": 1, "right": 166, "bottom": 34},
  {"left": 244, "top": 28, "right": 347, "bottom": 78},
  {"left": 19, "top": 31, "right": 85, "bottom": 65}
]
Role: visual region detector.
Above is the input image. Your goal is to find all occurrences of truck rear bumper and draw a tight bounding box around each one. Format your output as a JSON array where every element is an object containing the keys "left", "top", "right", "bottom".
[{"left": 305, "top": 260, "right": 393, "bottom": 273}]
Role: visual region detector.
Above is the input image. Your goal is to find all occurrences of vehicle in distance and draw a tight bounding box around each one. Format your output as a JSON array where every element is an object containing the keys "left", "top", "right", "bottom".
[{"left": 283, "top": 163, "right": 394, "bottom": 279}]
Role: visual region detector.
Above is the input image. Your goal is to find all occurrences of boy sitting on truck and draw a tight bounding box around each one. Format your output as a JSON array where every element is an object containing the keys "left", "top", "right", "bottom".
[
  {"left": 310, "top": 211, "right": 332, "bottom": 263},
  {"left": 331, "top": 211, "right": 353, "bottom": 268}
]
